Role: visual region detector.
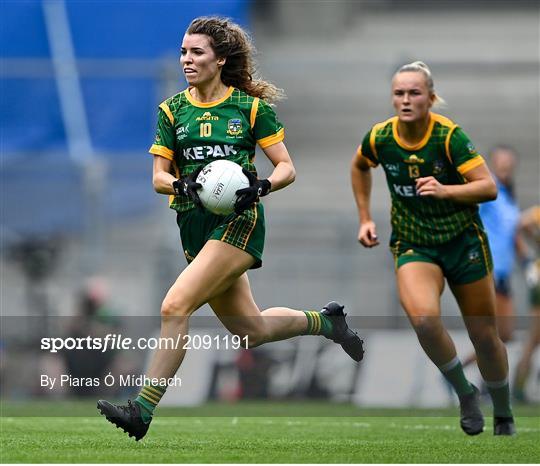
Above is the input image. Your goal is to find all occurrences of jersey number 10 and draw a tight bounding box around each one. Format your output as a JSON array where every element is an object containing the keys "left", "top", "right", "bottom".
[{"left": 200, "top": 123, "right": 212, "bottom": 137}]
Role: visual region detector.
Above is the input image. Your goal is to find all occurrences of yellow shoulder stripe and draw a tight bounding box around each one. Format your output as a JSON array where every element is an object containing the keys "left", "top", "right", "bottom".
[
  {"left": 444, "top": 125, "right": 459, "bottom": 163},
  {"left": 149, "top": 144, "right": 174, "bottom": 160},
  {"left": 430, "top": 113, "right": 459, "bottom": 162},
  {"left": 257, "top": 127, "right": 285, "bottom": 148},
  {"left": 431, "top": 113, "right": 457, "bottom": 128},
  {"left": 369, "top": 128, "right": 378, "bottom": 159},
  {"left": 457, "top": 155, "right": 485, "bottom": 175},
  {"left": 159, "top": 102, "right": 174, "bottom": 125},
  {"left": 250, "top": 97, "right": 260, "bottom": 129}
]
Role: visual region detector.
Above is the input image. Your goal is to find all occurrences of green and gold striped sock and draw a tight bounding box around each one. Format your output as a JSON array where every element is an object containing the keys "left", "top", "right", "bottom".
[
  {"left": 134, "top": 382, "right": 167, "bottom": 423},
  {"left": 303, "top": 310, "right": 334, "bottom": 338}
]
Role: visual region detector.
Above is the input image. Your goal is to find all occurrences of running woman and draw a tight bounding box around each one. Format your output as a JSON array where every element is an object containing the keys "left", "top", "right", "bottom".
[
  {"left": 97, "top": 16, "right": 363, "bottom": 441},
  {"left": 351, "top": 61, "right": 515, "bottom": 435}
]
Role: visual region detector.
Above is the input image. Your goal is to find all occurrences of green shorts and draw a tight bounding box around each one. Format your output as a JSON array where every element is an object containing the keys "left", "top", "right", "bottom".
[
  {"left": 176, "top": 203, "right": 265, "bottom": 269},
  {"left": 390, "top": 223, "right": 493, "bottom": 285}
]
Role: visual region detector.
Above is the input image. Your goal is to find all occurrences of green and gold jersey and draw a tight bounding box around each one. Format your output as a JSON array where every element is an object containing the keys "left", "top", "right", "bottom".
[
  {"left": 357, "top": 113, "right": 486, "bottom": 246},
  {"left": 149, "top": 86, "right": 284, "bottom": 212}
]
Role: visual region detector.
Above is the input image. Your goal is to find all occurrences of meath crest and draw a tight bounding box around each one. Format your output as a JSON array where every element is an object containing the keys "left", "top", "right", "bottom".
[{"left": 227, "top": 118, "right": 243, "bottom": 136}]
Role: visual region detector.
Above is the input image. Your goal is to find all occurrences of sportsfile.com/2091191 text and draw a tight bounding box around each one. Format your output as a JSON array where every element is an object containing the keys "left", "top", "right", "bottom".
[{"left": 40, "top": 334, "right": 249, "bottom": 353}]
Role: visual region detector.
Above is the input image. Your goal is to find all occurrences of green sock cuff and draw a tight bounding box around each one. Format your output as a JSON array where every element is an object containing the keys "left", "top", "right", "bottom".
[
  {"left": 438, "top": 358, "right": 473, "bottom": 397},
  {"left": 134, "top": 398, "right": 154, "bottom": 423},
  {"left": 486, "top": 379, "right": 513, "bottom": 418},
  {"left": 135, "top": 382, "right": 168, "bottom": 423}
]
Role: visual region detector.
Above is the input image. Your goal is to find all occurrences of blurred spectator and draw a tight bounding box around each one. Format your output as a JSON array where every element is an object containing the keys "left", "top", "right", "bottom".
[
  {"left": 236, "top": 348, "right": 274, "bottom": 399},
  {"left": 463, "top": 146, "right": 529, "bottom": 368},
  {"left": 63, "top": 277, "right": 120, "bottom": 397},
  {"left": 513, "top": 205, "right": 540, "bottom": 403}
]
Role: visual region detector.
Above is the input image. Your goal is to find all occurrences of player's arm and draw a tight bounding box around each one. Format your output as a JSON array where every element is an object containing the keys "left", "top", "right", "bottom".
[
  {"left": 416, "top": 163, "right": 497, "bottom": 204},
  {"left": 149, "top": 103, "right": 178, "bottom": 196},
  {"left": 351, "top": 147, "right": 379, "bottom": 248},
  {"left": 262, "top": 141, "right": 296, "bottom": 192},
  {"left": 152, "top": 156, "right": 176, "bottom": 195},
  {"left": 251, "top": 99, "right": 294, "bottom": 192},
  {"left": 234, "top": 141, "right": 295, "bottom": 215}
]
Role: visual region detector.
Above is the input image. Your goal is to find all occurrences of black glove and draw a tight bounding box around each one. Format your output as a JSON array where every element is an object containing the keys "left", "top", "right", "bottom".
[
  {"left": 173, "top": 166, "right": 203, "bottom": 209},
  {"left": 234, "top": 168, "right": 271, "bottom": 215}
]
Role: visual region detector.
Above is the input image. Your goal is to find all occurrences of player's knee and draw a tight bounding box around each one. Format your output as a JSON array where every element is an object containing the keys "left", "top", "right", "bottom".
[
  {"left": 470, "top": 329, "right": 500, "bottom": 354},
  {"left": 498, "top": 327, "right": 513, "bottom": 343},
  {"left": 410, "top": 315, "right": 442, "bottom": 338},
  {"left": 160, "top": 295, "right": 194, "bottom": 318}
]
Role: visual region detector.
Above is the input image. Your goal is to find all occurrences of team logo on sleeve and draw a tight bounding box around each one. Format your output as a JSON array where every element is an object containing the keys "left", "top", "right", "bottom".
[
  {"left": 468, "top": 250, "right": 481, "bottom": 264},
  {"left": 227, "top": 119, "right": 243, "bottom": 137},
  {"left": 466, "top": 142, "right": 477, "bottom": 155}
]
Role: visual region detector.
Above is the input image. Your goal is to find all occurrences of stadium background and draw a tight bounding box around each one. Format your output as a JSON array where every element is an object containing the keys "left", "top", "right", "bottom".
[{"left": 1, "top": 0, "right": 539, "bottom": 411}]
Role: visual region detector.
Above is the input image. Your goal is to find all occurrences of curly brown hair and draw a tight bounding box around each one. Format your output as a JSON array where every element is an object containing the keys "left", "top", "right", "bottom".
[{"left": 186, "top": 17, "right": 284, "bottom": 103}]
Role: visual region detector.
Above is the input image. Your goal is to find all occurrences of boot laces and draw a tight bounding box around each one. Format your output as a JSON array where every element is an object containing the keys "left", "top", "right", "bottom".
[{"left": 119, "top": 400, "right": 136, "bottom": 416}]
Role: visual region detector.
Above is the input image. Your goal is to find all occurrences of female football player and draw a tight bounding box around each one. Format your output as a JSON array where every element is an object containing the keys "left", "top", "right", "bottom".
[
  {"left": 351, "top": 61, "right": 514, "bottom": 435},
  {"left": 98, "top": 16, "right": 363, "bottom": 441}
]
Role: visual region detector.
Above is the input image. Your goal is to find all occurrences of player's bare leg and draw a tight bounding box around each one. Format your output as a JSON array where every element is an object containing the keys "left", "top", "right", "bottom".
[
  {"left": 397, "top": 262, "right": 483, "bottom": 435},
  {"left": 98, "top": 240, "right": 254, "bottom": 440},
  {"left": 209, "top": 273, "right": 307, "bottom": 345},
  {"left": 397, "top": 263, "right": 456, "bottom": 364},
  {"left": 451, "top": 275, "right": 515, "bottom": 435},
  {"left": 209, "top": 272, "right": 363, "bottom": 361},
  {"left": 146, "top": 241, "right": 255, "bottom": 378},
  {"left": 462, "top": 291, "right": 513, "bottom": 368},
  {"left": 98, "top": 240, "right": 363, "bottom": 440}
]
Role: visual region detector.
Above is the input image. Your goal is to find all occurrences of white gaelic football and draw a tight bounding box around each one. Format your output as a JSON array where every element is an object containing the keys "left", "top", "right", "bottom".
[{"left": 196, "top": 160, "right": 250, "bottom": 215}]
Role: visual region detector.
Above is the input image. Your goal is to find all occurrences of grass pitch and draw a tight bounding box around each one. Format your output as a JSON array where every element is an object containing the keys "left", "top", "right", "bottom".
[{"left": 1, "top": 402, "right": 539, "bottom": 463}]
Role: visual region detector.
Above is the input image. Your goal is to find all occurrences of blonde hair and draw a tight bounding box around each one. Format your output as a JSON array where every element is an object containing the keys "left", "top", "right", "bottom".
[
  {"left": 187, "top": 17, "right": 284, "bottom": 103},
  {"left": 395, "top": 61, "right": 446, "bottom": 107}
]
